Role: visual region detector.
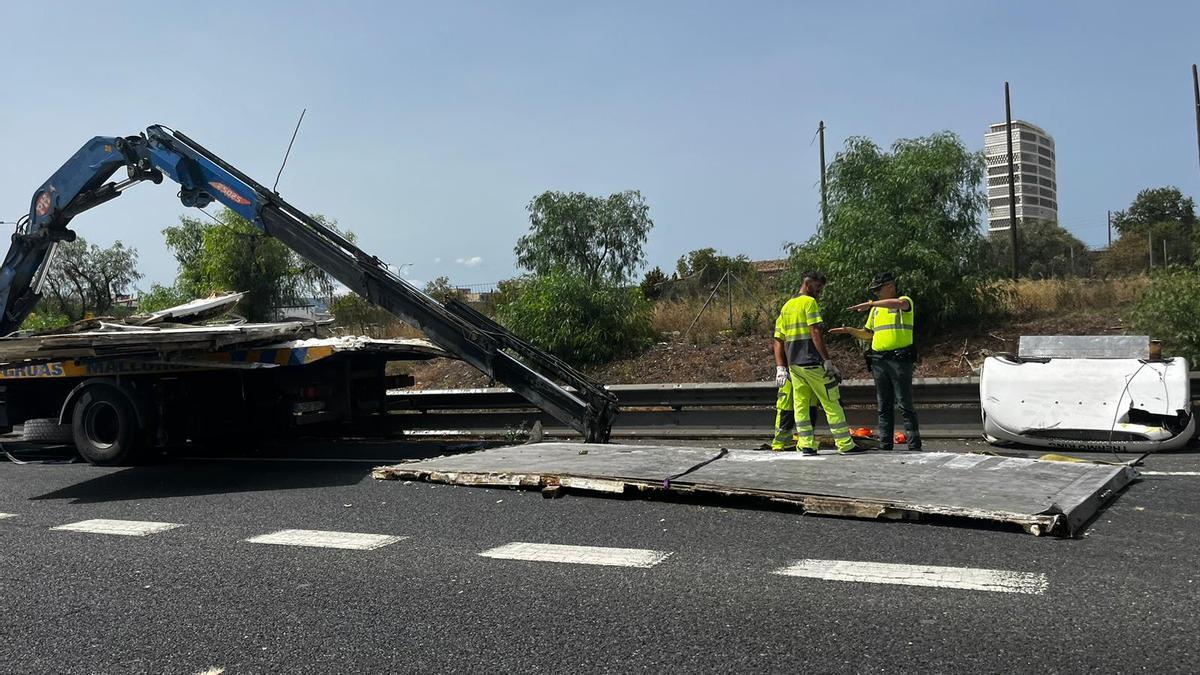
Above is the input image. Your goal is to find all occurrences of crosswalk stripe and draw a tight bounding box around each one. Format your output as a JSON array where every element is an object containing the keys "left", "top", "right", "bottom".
[
  {"left": 479, "top": 542, "right": 672, "bottom": 568},
  {"left": 51, "top": 519, "right": 184, "bottom": 537},
  {"left": 774, "top": 559, "right": 1048, "bottom": 595},
  {"left": 244, "top": 529, "right": 406, "bottom": 550}
]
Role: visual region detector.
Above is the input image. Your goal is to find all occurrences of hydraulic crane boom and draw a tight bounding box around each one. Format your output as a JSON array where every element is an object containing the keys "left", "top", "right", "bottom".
[{"left": 0, "top": 126, "right": 617, "bottom": 441}]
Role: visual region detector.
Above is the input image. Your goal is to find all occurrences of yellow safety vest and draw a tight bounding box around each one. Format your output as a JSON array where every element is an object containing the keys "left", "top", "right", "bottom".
[
  {"left": 774, "top": 294, "right": 823, "bottom": 366},
  {"left": 866, "top": 295, "right": 915, "bottom": 352}
]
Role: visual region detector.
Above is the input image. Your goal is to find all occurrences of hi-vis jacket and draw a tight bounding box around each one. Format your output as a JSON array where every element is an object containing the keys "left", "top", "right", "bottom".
[
  {"left": 865, "top": 295, "right": 915, "bottom": 352},
  {"left": 774, "top": 294, "right": 824, "bottom": 367}
]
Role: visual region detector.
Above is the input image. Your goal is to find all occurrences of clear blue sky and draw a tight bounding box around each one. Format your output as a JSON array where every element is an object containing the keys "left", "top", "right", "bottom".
[{"left": 2, "top": 1, "right": 1197, "bottom": 290}]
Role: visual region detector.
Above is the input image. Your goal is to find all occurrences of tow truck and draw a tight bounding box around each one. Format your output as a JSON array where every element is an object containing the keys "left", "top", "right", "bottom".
[{"left": 0, "top": 126, "right": 617, "bottom": 464}]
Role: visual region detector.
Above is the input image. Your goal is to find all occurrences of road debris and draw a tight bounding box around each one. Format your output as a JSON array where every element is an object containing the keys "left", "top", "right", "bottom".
[{"left": 374, "top": 442, "right": 1137, "bottom": 536}]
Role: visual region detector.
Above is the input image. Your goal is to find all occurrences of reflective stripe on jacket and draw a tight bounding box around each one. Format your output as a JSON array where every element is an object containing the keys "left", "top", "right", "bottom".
[
  {"left": 774, "top": 295, "right": 824, "bottom": 366},
  {"left": 865, "top": 295, "right": 914, "bottom": 352}
]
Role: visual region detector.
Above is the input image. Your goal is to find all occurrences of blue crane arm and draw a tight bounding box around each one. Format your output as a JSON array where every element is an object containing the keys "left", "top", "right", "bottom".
[{"left": 0, "top": 126, "right": 617, "bottom": 441}]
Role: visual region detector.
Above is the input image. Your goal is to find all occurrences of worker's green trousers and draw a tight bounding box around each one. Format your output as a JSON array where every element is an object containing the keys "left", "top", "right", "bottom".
[{"left": 772, "top": 365, "right": 855, "bottom": 451}]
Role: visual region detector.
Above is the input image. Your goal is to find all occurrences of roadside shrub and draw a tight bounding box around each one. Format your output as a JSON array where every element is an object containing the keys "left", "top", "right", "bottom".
[
  {"left": 497, "top": 272, "right": 655, "bottom": 366},
  {"left": 1129, "top": 267, "right": 1200, "bottom": 366},
  {"left": 19, "top": 304, "right": 71, "bottom": 332}
]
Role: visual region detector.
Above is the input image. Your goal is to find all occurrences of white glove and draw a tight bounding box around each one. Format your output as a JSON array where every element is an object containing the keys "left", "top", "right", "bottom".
[
  {"left": 823, "top": 359, "right": 842, "bottom": 381},
  {"left": 775, "top": 366, "right": 788, "bottom": 386}
]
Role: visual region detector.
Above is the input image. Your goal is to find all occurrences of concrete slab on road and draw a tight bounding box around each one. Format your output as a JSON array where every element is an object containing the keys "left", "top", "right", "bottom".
[{"left": 374, "top": 442, "right": 1137, "bottom": 536}]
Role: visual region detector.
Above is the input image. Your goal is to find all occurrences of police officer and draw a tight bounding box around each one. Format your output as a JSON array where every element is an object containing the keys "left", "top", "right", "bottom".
[{"left": 829, "top": 272, "right": 921, "bottom": 451}]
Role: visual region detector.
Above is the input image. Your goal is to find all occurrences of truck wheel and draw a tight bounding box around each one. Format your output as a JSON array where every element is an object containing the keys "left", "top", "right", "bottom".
[
  {"left": 21, "top": 418, "right": 74, "bottom": 444},
  {"left": 71, "top": 388, "right": 142, "bottom": 466}
]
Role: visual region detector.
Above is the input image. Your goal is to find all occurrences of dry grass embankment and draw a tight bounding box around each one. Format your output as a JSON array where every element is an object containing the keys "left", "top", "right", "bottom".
[
  {"left": 378, "top": 277, "right": 1154, "bottom": 386},
  {"left": 994, "top": 277, "right": 1148, "bottom": 321}
]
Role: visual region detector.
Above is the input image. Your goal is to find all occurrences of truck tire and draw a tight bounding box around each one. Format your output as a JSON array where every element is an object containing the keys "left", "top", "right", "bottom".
[
  {"left": 21, "top": 418, "right": 74, "bottom": 444},
  {"left": 71, "top": 387, "right": 142, "bottom": 466}
]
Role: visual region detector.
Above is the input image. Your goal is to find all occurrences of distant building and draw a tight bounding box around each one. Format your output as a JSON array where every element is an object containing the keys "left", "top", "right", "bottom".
[{"left": 984, "top": 120, "right": 1058, "bottom": 231}]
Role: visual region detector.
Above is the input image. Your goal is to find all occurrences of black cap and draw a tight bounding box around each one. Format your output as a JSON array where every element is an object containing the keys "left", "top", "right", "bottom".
[{"left": 868, "top": 272, "right": 896, "bottom": 291}]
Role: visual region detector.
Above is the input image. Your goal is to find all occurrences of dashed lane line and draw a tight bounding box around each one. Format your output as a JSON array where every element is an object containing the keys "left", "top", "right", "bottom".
[
  {"left": 0, "top": 513, "right": 15, "bottom": 520},
  {"left": 51, "top": 519, "right": 184, "bottom": 537},
  {"left": 774, "top": 559, "right": 1048, "bottom": 595},
  {"left": 479, "top": 542, "right": 673, "bottom": 568},
  {"left": 245, "top": 529, "right": 406, "bottom": 551}
]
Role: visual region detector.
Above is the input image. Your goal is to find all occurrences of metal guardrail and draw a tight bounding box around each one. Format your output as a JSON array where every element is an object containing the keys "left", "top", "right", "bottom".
[
  {"left": 386, "top": 372, "right": 1200, "bottom": 440},
  {"left": 386, "top": 378, "right": 984, "bottom": 439},
  {"left": 387, "top": 377, "right": 982, "bottom": 411}
]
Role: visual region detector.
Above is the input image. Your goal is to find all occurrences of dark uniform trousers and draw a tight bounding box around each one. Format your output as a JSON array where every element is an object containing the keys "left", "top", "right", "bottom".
[{"left": 868, "top": 349, "right": 921, "bottom": 450}]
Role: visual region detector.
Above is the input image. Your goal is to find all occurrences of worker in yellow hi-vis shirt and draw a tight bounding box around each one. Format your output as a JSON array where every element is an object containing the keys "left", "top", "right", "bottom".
[{"left": 771, "top": 270, "right": 862, "bottom": 455}]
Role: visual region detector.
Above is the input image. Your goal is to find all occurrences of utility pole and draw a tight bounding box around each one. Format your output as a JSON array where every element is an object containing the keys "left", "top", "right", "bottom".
[
  {"left": 1004, "top": 82, "right": 1019, "bottom": 279},
  {"left": 1107, "top": 210, "right": 1112, "bottom": 248},
  {"left": 818, "top": 120, "right": 828, "bottom": 234},
  {"left": 1192, "top": 64, "right": 1200, "bottom": 175}
]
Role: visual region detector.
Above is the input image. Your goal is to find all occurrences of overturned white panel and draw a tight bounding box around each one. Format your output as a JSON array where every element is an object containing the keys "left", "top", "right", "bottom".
[{"left": 981, "top": 356, "right": 1193, "bottom": 451}]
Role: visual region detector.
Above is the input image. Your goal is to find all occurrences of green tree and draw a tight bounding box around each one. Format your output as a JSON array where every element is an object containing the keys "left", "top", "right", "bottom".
[
  {"left": 1108, "top": 187, "right": 1197, "bottom": 269},
  {"left": 1129, "top": 267, "right": 1200, "bottom": 366},
  {"left": 674, "top": 248, "right": 758, "bottom": 294},
  {"left": 1112, "top": 187, "right": 1196, "bottom": 236},
  {"left": 330, "top": 293, "right": 395, "bottom": 335},
  {"left": 497, "top": 272, "right": 655, "bottom": 366},
  {"left": 987, "top": 219, "right": 1090, "bottom": 278},
  {"left": 515, "top": 190, "right": 653, "bottom": 284},
  {"left": 782, "top": 133, "right": 997, "bottom": 334},
  {"left": 41, "top": 237, "right": 141, "bottom": 321},
  {"left": 640, "top": 266, "right": 668, "bottom": 300},
  {"left": 160, "top": 209, "right": 340, "bottom": 321},
  {"left": 423, "top": 276, "right": 463, "bottom": 304},
  {"left": 19, "top": 306, "right": 70, "bottom": 332},
  {"left": 135, "top": 283, "right": 190, "bottom": 314}
]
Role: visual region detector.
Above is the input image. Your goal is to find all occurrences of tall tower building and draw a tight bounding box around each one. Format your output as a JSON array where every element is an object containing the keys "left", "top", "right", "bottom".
[{"left": 984, "top": 121, "right": 1057, "bottom": 231}]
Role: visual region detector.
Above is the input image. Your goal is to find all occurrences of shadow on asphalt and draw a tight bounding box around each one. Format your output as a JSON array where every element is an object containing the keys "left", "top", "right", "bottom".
[
  {"left": 27, "top": 438, "right": 492, "bottom": 504},
  {"left": 29, "top": 462, "right": 367, "bottom": 504}
]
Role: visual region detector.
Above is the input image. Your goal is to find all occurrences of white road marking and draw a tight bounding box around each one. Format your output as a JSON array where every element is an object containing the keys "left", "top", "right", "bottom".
[
  {"left": 774, "top": 559, "right": 1048, "bottom": 595},
  {"left": 0, "top": 513, "right": 15, "bottom": 520},
  {"left": 944, "top": 454, "right": 990, "bottom": 469},
  {"left": 480, "top": 542, "right": 672, "bottom": 568},
  {"left": 51, "top": 519, "right": 183, "bottom": 537},
  {"left": 988, "top": 457, "right": 1036, "bottom": 470},
  {"left": 245, "top": 529, "right": 406, "bottom": 550},
  {"left": 1141, "top": 471, "right": 1200, "bottom": 476}
]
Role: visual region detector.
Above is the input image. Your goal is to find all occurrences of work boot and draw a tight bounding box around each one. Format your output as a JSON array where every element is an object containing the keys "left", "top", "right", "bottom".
[
  {"left": 799, "top": 447, "right": 818, "bottom": 457},
  {"left": 837, "top": 438, "right": 872, "bottom": 454}
]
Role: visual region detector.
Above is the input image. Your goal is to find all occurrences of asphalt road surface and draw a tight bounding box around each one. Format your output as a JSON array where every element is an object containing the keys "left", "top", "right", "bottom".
[{"left": 1, "top": 439, "right": 1197, "bottom": 674}]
